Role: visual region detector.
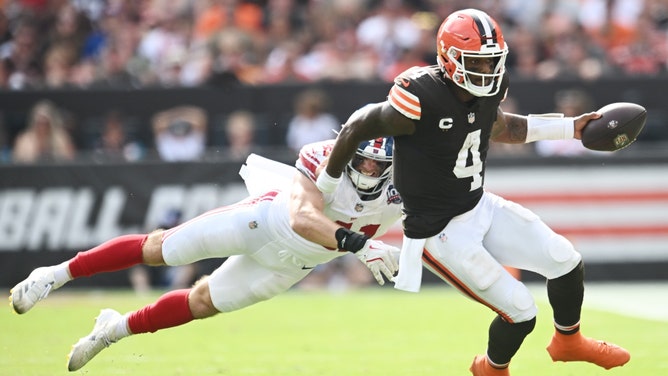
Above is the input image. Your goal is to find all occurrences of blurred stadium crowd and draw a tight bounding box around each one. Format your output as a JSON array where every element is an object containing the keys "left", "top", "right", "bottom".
[
  {"left": 0, "top": 0, "right": 667, "bottom": 90},
  {"left": 1, "top": 0, "right": 666, "bottom": 164},
  {"left": 1, "top": 0, "right": 665, "bottom": 291}
]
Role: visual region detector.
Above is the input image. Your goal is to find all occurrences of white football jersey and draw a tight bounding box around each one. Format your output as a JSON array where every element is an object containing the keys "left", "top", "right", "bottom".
[
  {"left": 251, "top": 139, "right": 403, "bottom": 267},
  {"left": 162, "top": 140, "right": 403, "bottom": 312}
]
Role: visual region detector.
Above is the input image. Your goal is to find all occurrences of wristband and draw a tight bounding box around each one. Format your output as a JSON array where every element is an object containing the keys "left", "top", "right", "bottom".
[
  {"left": 526, "top": 114, "right": 575, "bottom": 143},
  {"left": 335, "top": 228, "right": 369, "bottom": 253},
  {"left": 316, "top": 169, "right": 342, "bottom": 193}
]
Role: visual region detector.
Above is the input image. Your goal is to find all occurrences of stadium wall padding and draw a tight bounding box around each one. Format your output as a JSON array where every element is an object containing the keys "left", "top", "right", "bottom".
[{"left": 1, "top": 160, "right": 666, "bottom": 287}]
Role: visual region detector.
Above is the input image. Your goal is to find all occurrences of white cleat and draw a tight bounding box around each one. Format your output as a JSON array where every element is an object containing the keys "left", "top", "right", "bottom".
[
  {"left": 9, "top": 267, "right": 59, "bottom": 314},
  {"left": 67, "top": 309, "right": 122, "bottom": 372}
]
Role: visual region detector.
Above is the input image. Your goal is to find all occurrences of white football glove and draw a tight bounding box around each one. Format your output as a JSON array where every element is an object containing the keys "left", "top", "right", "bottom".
[
  {"left": 356, "top": 240, "right": 400, "bottom": 285},
  {"left": 315, "top": 170, "right": 342, "bottom": 193}
]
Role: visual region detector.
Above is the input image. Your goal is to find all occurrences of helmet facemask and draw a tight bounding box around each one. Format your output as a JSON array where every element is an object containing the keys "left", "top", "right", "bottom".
[
  {"left": 439, "top": 44, "right": 508, "bottom": 97},
  {"left": 346, "top": 137, "right": 393, "bottom": 197}
]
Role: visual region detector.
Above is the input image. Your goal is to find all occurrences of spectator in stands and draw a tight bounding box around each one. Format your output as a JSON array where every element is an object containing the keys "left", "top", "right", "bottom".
[
  {"left": 192, "top": 0, "right": 264, "bottom": 42},
  {"left": 42, "top": 42, "right": 78, "bottom": 89},
  {"left": 91, "top": 110, "right": 144, "bottom": 163},
  {"left": 0, "top": 0, "right": 665, "bottom": 92},
  {"left": 223, "top": 110, "right": 257, "bottom": 160},
  {"left": 12, "top": 100, "right": 77, "bottom": 163},
  {"left": 207, "top": 28, "right": 263, "bottom": 86},
  {"left": 262, "top": 40, "right": 309, "bottom": 84},
  {"left": 152, "top": 105, "right": 208, "bottom": 161},
  {"left": 135, "top": 2, "right": 192, "bottom": 87},
  {"left": 505, "top": 24, "right": 541, "bottom": 79},
  {"left": 178, "top": 42, "right": 215, "bottom": 87},
  {"left": 0, "top": 16, "right": 41, "bottom": 89},
  {"left": 68, "top": 57, "right": 98, "bottom": 88},
  {"left": 91, "top": 35, "right": 140, "bottom": 88},
  {"left": 534, "top": 9, "right": 609, "bottom": 81},
  {"left": 578, "top": 0, "right": 644, "bottom": 52},
  {"left": 355, "top": 0, "right": 422, "bottom": 77},
  {"left": 606, "top": 11, "right": 667, "bottom": 75},
  {"left": 44, "top": 3, "right": 90, "bottom": 62},
  {"left": 380, "top": 11, "right": 437, "bottom": 82},
  {"left": 285, "top": 88, "right": 340, "bottom": 153}
]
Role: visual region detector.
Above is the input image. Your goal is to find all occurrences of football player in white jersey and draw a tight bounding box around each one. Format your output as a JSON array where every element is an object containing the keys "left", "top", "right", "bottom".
[{"left": 9, "top": 137, "right": 403, "bottom": 371}]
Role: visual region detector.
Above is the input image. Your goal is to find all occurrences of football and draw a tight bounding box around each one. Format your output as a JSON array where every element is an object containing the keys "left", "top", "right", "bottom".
[{"left": 581, "top": 102, "right": 647, "bottom": 151}]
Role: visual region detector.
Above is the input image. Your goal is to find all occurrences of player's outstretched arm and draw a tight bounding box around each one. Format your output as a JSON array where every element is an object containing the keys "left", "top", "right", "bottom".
[
  {"left": 490, "top": 108, "right": 528, "bottom": 144},
  {"left": 289, "top": 171, "right": 341, "bottom": 250},
  {"left": 289, "top": 170, "right": 399, "bottom": 284},
  {"left": 317, "top": 102, "right": 412, "bottom": 193},
  {"left": 493, "top": 107, "right": 601, "bottom": 144}
]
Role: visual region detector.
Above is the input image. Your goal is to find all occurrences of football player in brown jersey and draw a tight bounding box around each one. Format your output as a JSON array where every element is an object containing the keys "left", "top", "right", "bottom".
[{"left": 317, "top": 8, "right": 630, "bottom": 376}]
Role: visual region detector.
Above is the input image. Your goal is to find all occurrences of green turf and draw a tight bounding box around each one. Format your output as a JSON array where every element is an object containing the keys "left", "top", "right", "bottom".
[{"left": 2, "top": 286, "right": 665, "bottom": 375}]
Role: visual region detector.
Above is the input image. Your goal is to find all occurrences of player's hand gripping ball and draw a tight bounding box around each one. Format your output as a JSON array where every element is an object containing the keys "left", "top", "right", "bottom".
[{"left": 581, "top": 102, "right": 647, "bottom": 151}]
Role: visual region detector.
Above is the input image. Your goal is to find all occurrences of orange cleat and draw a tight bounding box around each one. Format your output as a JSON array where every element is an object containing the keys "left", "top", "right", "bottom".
[
  {"left": 469, "top": 355, "right": 510, "bottom": 376},
  {"left": 546, "top": 331, "right": 630, "bottom": 370}
]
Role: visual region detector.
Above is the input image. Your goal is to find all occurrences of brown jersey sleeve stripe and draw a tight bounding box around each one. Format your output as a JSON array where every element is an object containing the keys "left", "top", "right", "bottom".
[{"left": 388, "top": 85, "right": 421, "bottom": 119}]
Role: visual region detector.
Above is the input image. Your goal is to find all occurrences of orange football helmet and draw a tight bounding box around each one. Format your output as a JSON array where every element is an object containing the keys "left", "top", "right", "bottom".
[{"left": 436, "top": 9, "right": 508, "bottom": 97}]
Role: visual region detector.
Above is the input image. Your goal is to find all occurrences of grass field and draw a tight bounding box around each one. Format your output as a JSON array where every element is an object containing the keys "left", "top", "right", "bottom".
[{"left": 2, "top": 284, "right": 665, "bottom": 376}]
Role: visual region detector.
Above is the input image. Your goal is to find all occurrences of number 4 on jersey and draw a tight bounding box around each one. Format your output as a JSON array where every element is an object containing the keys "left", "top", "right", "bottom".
[{"left": 453, "top": 130, "right": 483, "bottom": 191}]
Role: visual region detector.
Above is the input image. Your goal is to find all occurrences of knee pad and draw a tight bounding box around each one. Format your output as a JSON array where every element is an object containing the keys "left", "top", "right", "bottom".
[
  {"left": 510, "top": 282, "right": 538, "bottom": 322},
  {"left": 547, "top": 233, "right": 581, "bottom": 264},
  {"left": 462, "top": 248, "right": 503, "bottom": 290}
]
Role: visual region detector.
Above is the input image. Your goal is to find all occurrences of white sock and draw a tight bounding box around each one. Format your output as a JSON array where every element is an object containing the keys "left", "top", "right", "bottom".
[
  {"left": 111, "top": 315, "right": 132, "bottom": 341},
  {"left": 52, "top": 261, "right": 73, "bottom": 289}
]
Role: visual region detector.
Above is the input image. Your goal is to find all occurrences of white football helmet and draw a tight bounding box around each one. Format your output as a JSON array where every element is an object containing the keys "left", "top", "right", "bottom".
[{"left": 346, "top": 137, "right": 393, "bottom": 196}]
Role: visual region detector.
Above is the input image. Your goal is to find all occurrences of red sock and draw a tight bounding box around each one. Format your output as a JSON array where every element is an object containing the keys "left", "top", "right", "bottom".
[
  {"left": 68, "top": 234, "right": 147, "bottom": 278},
  {"left": 127, "top": 289, "right": 195, "bottom": 334}
]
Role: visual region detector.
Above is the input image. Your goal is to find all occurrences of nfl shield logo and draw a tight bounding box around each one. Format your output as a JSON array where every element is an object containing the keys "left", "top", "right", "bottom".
[
  {"left": 354, "top": 203, "right": 364, "bottom": 212},
  {"left": 467, "top": 112, "right": 475, "bottom": 124}
]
